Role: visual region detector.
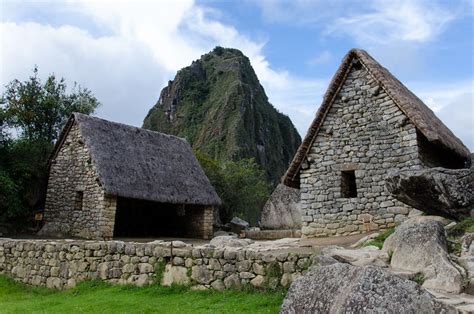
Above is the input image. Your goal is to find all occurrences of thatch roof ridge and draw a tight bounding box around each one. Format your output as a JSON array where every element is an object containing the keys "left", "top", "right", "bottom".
[
  {"left": 283, "top": 48, "right": 470, "bottom": 188},
  {"left": 60, "top": 113, "right": 221, "bottom": 206}
]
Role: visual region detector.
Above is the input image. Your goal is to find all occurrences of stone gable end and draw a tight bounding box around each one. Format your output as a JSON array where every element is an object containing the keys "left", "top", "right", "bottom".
[
  {"left": 300, "top": 63, "right": 420, "bottom": 237},
  {"left": 42, "top": 122, "right": 116, "bottom": 239}
]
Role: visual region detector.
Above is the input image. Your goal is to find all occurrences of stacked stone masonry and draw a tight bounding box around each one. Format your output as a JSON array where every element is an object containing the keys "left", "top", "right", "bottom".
[
  {"left": 0, "top": 239, "right": 312, "bottom": 290},
  {"left": 43, "top": 122, "right": 214, "bottom": 240},
  {"left": 299, "top": 64, "right": 429, "bottom": 238},
  {"left": 43, "top": 124, "right": 115, "bottom": 239}
]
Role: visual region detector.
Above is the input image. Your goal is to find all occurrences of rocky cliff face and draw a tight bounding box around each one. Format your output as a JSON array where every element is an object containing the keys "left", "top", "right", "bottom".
[{"left": 143, "top": 47, "right": 301, "bottom": 184}]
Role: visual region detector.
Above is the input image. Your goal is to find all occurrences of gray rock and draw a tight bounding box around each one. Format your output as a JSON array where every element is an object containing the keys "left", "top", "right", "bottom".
[
  {"left": 209, "top": 235, "right": 253, "bottom": 248},
  {"left": 191, "top": 265, "right": 213, "bottom": 284},
  {"left": 383, "top": 217, "right": 463, "bottom": 293},
  {"left": 320, "top": 245, "right": 388, "bottom": 267},
  {"left": 280, "top": 263, "right": 455, "bottom": 313},
  {"left": 229, "top": 217, "right": 250, "bottom": 233},
  {"left": 386, "top": 166, "right": 474, "bottom": 219},
  {"left": 250, "top": 275, "right": 265, "bottom": 288},
  {"left": 458, "top": 233, "right": 474, "bottom": 294},
  {"left": 213, "top": 231, "right": 237, "bottom": 237},
  {"left": 261, "top": 184, "right": 301, "bottom": 230}
]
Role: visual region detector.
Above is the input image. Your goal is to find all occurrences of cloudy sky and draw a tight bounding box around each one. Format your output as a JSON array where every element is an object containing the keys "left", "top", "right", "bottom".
[{"left": 1, "top": 0, "right": 473, "bottom": 150}]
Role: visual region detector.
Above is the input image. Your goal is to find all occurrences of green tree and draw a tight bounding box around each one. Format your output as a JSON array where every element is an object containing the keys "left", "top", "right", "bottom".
[
  {"left": 2, "top": 66, "right": 99, "bottom": 142},
  {"left": 195, "top": 151, "right": 271, "bottom": 225},
  {"left": 0, "top": 66, "right": 100, "bottom": 229}
]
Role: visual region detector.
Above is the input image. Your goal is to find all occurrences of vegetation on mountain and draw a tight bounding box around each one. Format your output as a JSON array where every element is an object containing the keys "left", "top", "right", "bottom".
[
  {"left": 0, "top": 67, "right": 100, "bottom": 228},
  {"left": 195, "top": 151, "right": 271, "bottom": 225},
  {"left": 143, "top": 47, "right": 301, "bottom": 185}
]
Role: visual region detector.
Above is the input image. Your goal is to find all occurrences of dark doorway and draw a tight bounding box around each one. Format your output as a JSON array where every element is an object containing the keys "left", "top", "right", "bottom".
[
  {"left": 341, "top": 170, "right": 357, "bottom": 198},
  {"left": 113, "top": 197, "right": 210, "bottom": 238}
]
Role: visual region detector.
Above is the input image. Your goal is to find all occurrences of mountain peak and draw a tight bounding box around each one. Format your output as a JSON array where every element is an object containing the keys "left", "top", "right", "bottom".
[{"left": 143, "top": 47, "right": 301, "bottom": 184}]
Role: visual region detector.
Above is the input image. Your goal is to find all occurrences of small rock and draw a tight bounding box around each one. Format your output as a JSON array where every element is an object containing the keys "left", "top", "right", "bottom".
[
  {"left": 230, "top": 217, "right": 250, "bottom": 233},
  {"left": 250, "top": 275, "right": 265, "bottom": 288},
  {"left": 211, "top": 279, "right": 225, "bottom": 291},
  {"left": 210, "top": 235, "right": 253, "bottom": 248}
]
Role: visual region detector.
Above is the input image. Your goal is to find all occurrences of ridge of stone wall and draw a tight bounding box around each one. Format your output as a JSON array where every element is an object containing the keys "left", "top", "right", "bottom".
[
  {"left": 42, "top": 123, "right": 115, "bottom": 239},
  {"left": 0, "top": 239, "right": 312, "bottom": 290},
  {"left": 300, "top": 66, "right": 420, "bottom": 238}
]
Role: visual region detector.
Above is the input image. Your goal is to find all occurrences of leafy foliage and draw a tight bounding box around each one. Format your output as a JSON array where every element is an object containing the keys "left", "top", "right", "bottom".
[
  {"left": 447, "top": 216, "right": 474, "bottom": 237},
  {"left": 0, "top": 66, "right": 100, "bottom": 229},
  {"left": 195, "top": 151, "right": 271, "bottom": 225},
  {"left": 2, "top": 66, "right": 99, "bottom": 142}
]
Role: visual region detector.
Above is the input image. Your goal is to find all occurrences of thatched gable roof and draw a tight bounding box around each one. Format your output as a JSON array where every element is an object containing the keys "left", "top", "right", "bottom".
[
  {"left": 52, "top": 113, "right": 221, "bottom": 206},
  {"left": 283, "top": 48, "right": 470, "bottom": 188}
]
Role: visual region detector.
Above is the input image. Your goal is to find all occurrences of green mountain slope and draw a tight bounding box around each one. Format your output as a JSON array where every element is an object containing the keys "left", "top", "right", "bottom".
[{"left": 143, "top": 47, "right": 301, "bottom": 184}]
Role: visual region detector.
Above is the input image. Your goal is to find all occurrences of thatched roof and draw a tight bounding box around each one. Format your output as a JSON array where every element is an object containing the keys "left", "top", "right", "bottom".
[
  {"left": 52, "top": 113, "right": 221, "bottom": 206},
  {"left": 283, "top": 48, "right": 471, "bottom": 188}
]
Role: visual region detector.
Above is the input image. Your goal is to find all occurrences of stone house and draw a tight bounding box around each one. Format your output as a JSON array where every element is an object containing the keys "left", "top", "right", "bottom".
[
  {"left": 283, "top": 49, "right": 471, "bottom": 238},
  {"left": 40, "top": 113, "right": 221, "bottom": 240}
]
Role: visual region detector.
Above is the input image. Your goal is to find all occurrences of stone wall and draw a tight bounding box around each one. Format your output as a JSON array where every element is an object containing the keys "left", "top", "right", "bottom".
[
  {"left": 184, "top": 206, "right": 214, "bottom": 239},
  {"left": 300, "top": 64, "right": 422, "bottom": 238},
  {"left": 0, "top": 239, "right": 312, "bottom": 290},
  {"left": 42, "top": 123, "right": 115, "bottom": 239}
]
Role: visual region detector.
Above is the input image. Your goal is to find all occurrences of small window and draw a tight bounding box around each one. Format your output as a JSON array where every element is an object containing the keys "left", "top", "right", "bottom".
[
  {"left": 341, "top": 171, "right": 357, "bottom": 198},
  {"left": 74, "top": 191, "right": 83, "bottom": 211}
]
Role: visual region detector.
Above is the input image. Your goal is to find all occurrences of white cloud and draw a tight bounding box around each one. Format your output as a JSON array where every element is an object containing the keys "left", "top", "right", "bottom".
[
  {"left": 328, "top": 0, "right": 455, "bottom": 44},
  {"left": 258, "top": 0, "right": 458, "bottom": 44},
  {"left": 0, "top": 0, "right": 322, "bottom": 135},
  {"left": 412, "top": 80, "right": 474, "bottom": 151},
  {"left": 307, "top": 51, "right": 332, "bottom": 66}
]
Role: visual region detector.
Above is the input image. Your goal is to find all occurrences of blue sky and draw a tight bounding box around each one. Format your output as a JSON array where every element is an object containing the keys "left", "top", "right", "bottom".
[{"left": 1, "top": 0, "right": 473, "bottom": 150}]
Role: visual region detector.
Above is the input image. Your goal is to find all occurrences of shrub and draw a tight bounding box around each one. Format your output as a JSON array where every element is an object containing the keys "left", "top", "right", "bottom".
[
  {"left": 363, "top": 228, "right": 395, "bottom": 249},
  {"left": 195, "top": 151, "right": 270, "bottom": 225}
]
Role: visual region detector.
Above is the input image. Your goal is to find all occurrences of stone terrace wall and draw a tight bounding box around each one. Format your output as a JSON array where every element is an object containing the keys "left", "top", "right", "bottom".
[
  {"left": 42, "top": 123, "right": 116, "bottom": 239},
  {"left": 0, "top": 239, "right": 312, "bottom": 290},
  {"left": 300, "top": 65, "right": 421, "bottom": 238}
]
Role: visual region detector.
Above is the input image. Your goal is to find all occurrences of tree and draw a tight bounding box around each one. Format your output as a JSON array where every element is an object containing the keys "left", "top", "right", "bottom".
[
  {"left": 195, "top": 151, "right": 271, "bottom": 225},
  {"left": 1, "top": 66, "right": 100, "bottom": 143},
  {"left": 0, "top": 67, "right": 100, "bottom": 228}
]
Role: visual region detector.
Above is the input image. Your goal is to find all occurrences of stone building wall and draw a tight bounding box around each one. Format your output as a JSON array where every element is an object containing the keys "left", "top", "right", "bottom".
[
  {"left": 300, "top": 65, "right": 422, "bottom": 238},
  {"left": 42, "top": 123, "right": 116, "bottom": 239},
  {"left": 184, "top": 206, "right": 214, "bottom": 239},
  {"left": 0, "top": 238, "right": 312, "bottom": 290}
]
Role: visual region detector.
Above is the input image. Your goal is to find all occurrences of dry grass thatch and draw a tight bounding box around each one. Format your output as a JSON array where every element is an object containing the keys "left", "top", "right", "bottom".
[
  {"left": 283, "top": 48, "right": 470, "bottom": 188},
  {"left": 53, "top": 113, "right": 221, "bottom": 206}
]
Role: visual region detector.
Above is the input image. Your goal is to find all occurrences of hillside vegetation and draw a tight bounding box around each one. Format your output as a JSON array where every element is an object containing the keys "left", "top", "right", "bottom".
[{"left": 143, "top": 47, "right": 301, "bottom": 185}]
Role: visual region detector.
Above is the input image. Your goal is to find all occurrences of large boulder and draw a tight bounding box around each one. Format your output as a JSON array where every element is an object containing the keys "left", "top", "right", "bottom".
[
  {"left": 458, "top": 233, "right": 474, "bottom": 294},
  {"left": 382, "top": 217, "right": 464, "bottom": 293},
  {"left": 385, "top": 165, "right": 474, "bottom": 219},
  {"left": 260, "top": 184, "right": 301, "bottom": 230},
  {"left": 280, "top": 263, "right": 454, "bottom": 313}
]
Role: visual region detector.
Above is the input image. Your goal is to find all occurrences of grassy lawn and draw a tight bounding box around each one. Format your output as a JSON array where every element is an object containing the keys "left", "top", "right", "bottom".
[{"left": 0, "top": 276, "right": 285, "bottom": 314}]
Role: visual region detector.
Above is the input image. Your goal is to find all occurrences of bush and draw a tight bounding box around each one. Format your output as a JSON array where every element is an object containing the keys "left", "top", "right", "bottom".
[
  {"left": 363, "top": 228, "right": 395, "bottom": 249},
  {"left": 195, "top": 151, "right": 270, "bottom": 225}
]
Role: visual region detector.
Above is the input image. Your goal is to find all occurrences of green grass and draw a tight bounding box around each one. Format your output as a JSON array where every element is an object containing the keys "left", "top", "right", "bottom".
[
  {"left": 0, "top": 276, "right": 285, "bottom": 314},
  {"left": 363, "top": 228, "right": 395, "bottom": 249},
  {"left": 412, "top": 273, "right": 425, "bottom": 285},
  {"left": 448, "top": 216, "right": 474, "bottom": 237}
]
